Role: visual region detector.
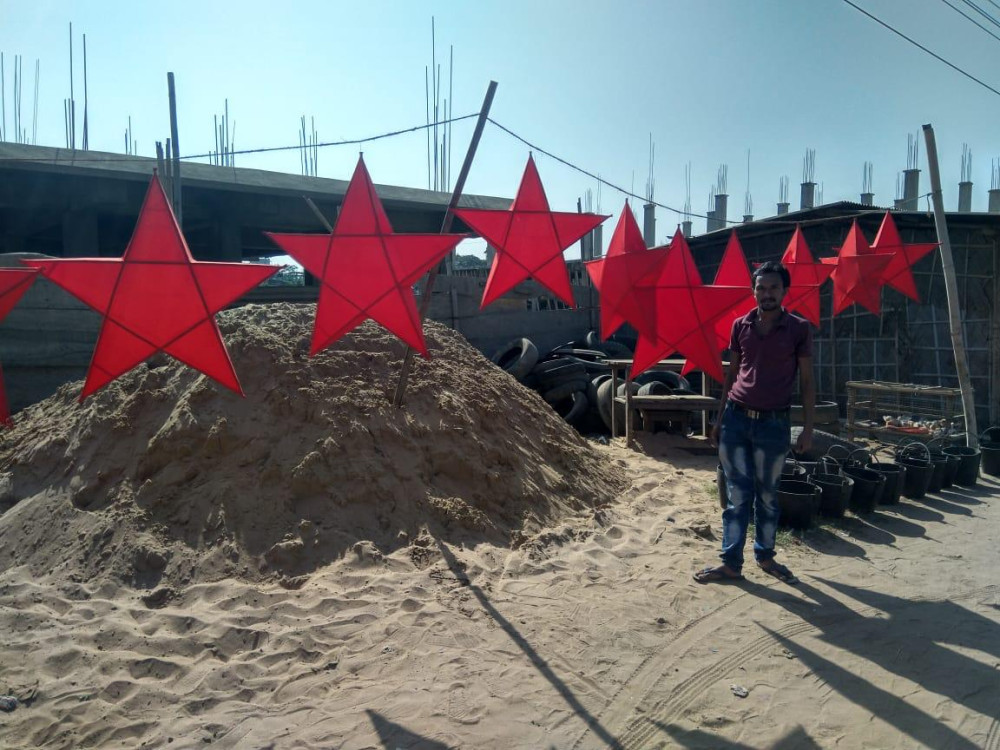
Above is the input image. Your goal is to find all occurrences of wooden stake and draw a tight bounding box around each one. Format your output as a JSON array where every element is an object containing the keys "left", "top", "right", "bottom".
[
  {"left": 922, "top": 124, "right": 978, "bottom": 449},
  {"left": 391, "top": 80, "right": 498, "bottom": 408}
]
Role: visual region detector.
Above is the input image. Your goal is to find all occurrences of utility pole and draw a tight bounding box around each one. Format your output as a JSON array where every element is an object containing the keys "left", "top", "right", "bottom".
[{"left": 922, "top": 124, "right": 978, "bottom": 449}]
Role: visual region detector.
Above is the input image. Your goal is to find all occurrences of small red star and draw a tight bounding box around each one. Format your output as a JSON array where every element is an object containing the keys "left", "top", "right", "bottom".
[
  {"left": 780, "top": 225, "right": 832, "bottom": 326},
  {"left": 24, "top": 176, "right": 279, "bottom": 399},
  {"left": 0, "top": 268, "right": 39, "bottom": 424},
  {"left": 454, "top": 155, "right": 608, "bottom": 309},
  {"left": 870, "top": 211, "right": 938, "bottom": 302},
  {"left": 632, "top": 229, "right": 749, "bottom": 382},
  {"left": 708, "top": 231, "right": 756, "bottom": 350},
  {"left": 821, "top": 220, "right": 892, "bottom": 316},
  {"left": 584, "top": 200, "right": 666, "bottom": 340},
  {"left": 266, "top": 156, "right": 466, "bottom": 357}
]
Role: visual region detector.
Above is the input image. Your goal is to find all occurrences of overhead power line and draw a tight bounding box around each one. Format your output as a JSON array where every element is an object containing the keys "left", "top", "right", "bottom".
[
  {"left": 840, "top": 0, "right": 1000, "bottom": 98},
  {"left": 938, "top": 0, "right": 1000, "bottom": 43}
]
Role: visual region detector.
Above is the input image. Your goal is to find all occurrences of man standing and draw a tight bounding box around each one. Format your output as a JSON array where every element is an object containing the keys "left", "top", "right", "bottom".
[{"left": 695, "top": 261, "right": 815, "bottom": 585}]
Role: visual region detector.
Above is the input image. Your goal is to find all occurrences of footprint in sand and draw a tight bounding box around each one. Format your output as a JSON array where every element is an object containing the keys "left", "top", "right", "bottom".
[{"left": 446, "top": 682, "right": 484, "bottom": 725}]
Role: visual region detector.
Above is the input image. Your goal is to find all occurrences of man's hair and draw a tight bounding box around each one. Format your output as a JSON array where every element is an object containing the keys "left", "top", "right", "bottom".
[{"left": 752, "top": 261, "right": 791, "bottom": 289}]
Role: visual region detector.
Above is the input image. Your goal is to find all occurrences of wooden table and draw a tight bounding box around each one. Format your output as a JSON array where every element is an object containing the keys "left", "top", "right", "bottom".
[{"left": 606, "top": 359, "right": 724, "bottom": 448}]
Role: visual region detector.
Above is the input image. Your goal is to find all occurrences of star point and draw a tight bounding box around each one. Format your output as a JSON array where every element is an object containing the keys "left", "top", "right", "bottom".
[
  {"left": 780, "top": 225, "right": 832, "bottom": 327},
  {"left": 871, "top": 211, "right": 938, "bottom": 301},
  {"left": 824, "top": 220, "right": 892, "bottom": 316}
]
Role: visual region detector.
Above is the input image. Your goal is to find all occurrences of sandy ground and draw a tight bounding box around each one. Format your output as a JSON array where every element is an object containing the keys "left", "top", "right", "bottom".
[{"left": 1, "top": 307, "right": 999, "bottom": 749}]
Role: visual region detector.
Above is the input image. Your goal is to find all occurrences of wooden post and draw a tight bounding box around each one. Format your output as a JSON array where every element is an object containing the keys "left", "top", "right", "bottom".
[
  {"left": 392, "top": 80, "right": 498, "bottom": 408},
  {"left": 922, "top": 124, "right": 978, "bottom": 449}
]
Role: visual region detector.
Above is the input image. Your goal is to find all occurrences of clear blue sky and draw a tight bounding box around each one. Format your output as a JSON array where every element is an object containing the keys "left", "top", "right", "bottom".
[{"left": 3, "top": 0, "right": 1000, "bottom": 253}]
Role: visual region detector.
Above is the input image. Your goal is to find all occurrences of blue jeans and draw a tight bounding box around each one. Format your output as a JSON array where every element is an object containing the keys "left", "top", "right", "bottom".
[{"left": 718, "top": 401, "right": 791, "bottom": 572}]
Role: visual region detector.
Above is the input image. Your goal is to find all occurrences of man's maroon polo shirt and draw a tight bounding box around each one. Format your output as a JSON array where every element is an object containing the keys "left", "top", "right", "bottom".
[{"left": 727, "top": 308, "right": 813, "bottom": 411}]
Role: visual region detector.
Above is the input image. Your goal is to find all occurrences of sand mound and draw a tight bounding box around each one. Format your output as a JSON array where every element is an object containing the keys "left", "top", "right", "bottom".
[{"left": 0, "top": 304, "right": 627, "bottom": 590}]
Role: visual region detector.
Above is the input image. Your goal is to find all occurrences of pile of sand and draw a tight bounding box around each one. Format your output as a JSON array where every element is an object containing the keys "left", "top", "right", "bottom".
[{"left": 0, "top": 303, "right": 627, "bottom": 591}]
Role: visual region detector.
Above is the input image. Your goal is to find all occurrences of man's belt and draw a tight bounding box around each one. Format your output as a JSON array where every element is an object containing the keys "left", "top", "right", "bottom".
[{"left": 730, "top": 401, "right": 790, "bottom": 420}]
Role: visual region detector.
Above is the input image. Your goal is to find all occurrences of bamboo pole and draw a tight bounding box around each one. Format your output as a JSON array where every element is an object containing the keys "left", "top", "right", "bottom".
[
  {"left": 922, "top": 124, "right": 978, "bottom": 449},
  {"left": 391, "top": 80, "right": 498, "bottom": 408}
]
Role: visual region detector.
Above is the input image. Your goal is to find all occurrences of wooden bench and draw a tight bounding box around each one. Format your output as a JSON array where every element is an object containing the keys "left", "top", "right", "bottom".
[{"left": 622, "top": 394, "right": 721, "bottom": 434}]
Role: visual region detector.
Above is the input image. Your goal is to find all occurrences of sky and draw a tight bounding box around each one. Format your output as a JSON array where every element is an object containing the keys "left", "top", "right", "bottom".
[{"left": 3, "top": 0, "right": 1000, "bottom": 256}]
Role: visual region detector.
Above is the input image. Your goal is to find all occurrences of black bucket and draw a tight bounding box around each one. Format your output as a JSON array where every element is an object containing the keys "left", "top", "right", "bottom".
[
  {"left": 895, "top": 443, "right": 933, "bottom": 500},
  {"left": 926, "top": 448, "right": 950, "bottom": 492},
  {"left": 943, "top": 452, "right": 960, "bottom": 488},
  {"left": 979, "top": 428, "right": 1000, "bottom": 477},
  {"left": 809, "top": 471, "right": 853, "bottom": 518},
  {"left": 943, "top": 446, "right": 982, "bottom": 487},
  {"left": 782, "top": 457, "right": 808, "bottom": 481},
  {"left": 776, "top": 479, "right": 821, "bottom": 529},
  {"left": 869, "top": 461, "right": 906, "bottom": 505},
  {"left": 842, "top": 465, "right": 885, "bottom": 513}
]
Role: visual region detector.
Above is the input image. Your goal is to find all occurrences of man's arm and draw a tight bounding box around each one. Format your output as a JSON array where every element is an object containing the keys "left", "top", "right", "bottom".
[
  {"left": 794, "top": 355, "right": 816, "bottom": 453},
  {"left": 710, "top": 353, "right": 740, "bottom": 446}
]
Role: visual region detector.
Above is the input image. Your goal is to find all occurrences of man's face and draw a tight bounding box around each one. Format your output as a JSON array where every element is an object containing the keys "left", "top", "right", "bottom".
[{"left": 753, "top": 272, "right": 787, "bottom": 312}]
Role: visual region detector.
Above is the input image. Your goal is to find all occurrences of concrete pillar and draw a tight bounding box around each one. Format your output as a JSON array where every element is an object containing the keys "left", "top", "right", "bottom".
[
  {"left": 776, "top": 202, "right": 789, "bottom": 215},
  {"left": 643, "top": 203, "right": 656, "bottom": 247},
  {"left": 218, "top": 217, "right": 242, "bottom": 261},
  {"left": 486, "top": 244, "right": 496, "bottom": 266},
  {"left": 958, "top": 182, "right": 972, "bottom": 212},
  {"left": 706, "top": 210, "right": 716, "bottom": 233},
  {"left": 903, "top": 168, "right": 920, "bottom": 210},
  {"left": 743, "top": 214, "right": 753, "bottom": 223},
  {"left": 681, "top": 220, "right": 692, "bottom": 238},
  {"left": 580, "top": 229, "right": 593, "bottom": 261},
  {"left": 894, "top": 198, "right": 907, "bottom": 210},
  {"left": 593, "top": 224, "right": 603, "bottom": 259},
  {"left": 860, "top": 193, "right": 874, "bottom": 206},
  {"left": 800, "top": 183, "right": 815, "bottom": 210},
  {"left": 989, "top": 189, "right": 1000, "bottom": 213},
  {"left": 714, "top": 194, "right": 728, "bottom": 230},
  {"left": 62, "top": 208, "right": 99, "bottom": 257}
]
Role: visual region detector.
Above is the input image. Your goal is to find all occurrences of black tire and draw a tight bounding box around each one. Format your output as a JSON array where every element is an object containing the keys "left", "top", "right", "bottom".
[
  {"left": 791, "top": 401, "right": 840, "bottom": 425},
  {"left": 633, "top": 370, "right": 692, "bottom": 391},
  {"left": 490, "top": 337, "right": 539, "bottom": 382},
  {"left": 585, "top": 331, "right": 633, "bottom": 359},
  {"left": 588, "top": 374, "right": 611, "bottom": 406},
  {"left": 543, "top": 379, "right": 587, "bottom": 404},
  {"left": 637, "top": 381, "right": 672, "bottom": 396},
  {"left": 550, "top": 391, "right": 589, "bottom": 425},
  {"left": 551, "top": 347, "right": 608, "bottom": 361},
  {"left": 596, "top": 378, "right": 614, "bottom": 431},
  {"left": 534, "top": 361, "right": 587, "bottom": 382},
  {"left": 792, "top": 426, "right": 864, "bottom": 462},
  {"left": 540, "top": 373, "right": 590, "bottom": 392},
  {"left": 616, "top": 382, "right": 641, "bottom": 398}
]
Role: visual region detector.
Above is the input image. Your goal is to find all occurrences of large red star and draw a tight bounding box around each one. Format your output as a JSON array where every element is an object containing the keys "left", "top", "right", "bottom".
[
  {"left": 24, "top": 176, "right": 278, "bottom": 399},
  {"left": 454, "top": 155, "right": 608, "bottom": 309},
  {"left": 632, "top": 229, "right": 749, "bottom": 382},
  {"left": 0, "top": 268, "right": 39, "bottom": 424},
  {"left": 266, "top": 156, "right": 466, "bottom": 357},
  {"left": 821, "top": 220, "right": 892, "bottom": 316},
  {"left": 584, "top": 200, "right": 666, "bottom": 340},
  {"left": 780, "top": 225, "right": 832, "bottom": 326},
  {"left": 871, "top": 211, "right": 938, "bottom": 302}
]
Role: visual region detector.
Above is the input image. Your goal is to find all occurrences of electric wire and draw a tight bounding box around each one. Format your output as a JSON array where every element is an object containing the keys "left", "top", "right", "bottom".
[
  {"left": 938, "top": 0, "right": 1000, "bottom": 43},
  {"left": 840, "top": 0, "right": 1000, "bottom": 98}
]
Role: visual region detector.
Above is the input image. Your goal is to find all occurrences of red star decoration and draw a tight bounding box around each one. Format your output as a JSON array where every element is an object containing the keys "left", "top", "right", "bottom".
[
  {"left": 454, "top": 155, "right": 607, "bottom": 309},
  {"left": 780, "top": 225, "right": 832, "bottom": 326},
  {"left": 821, "top": 220, "right": 892, "bottom": 316},
  {"left": 266, "top": 156, "right": 466, "bottom": 357},
  {"left": 680, "top": 231, "right": 756, "bottom": 377},
  {"left": 632, "top": 228, "right": 749, "bottom": 383},
  {"left": 24, "top": 176, "right": 278, "bottom": 399},
  {"left": 584, "top": 200, "right": 666, "bottom": 340},
  {"left": 870, "top": 211, "right": 938, "bottom": 302},
  {"left": 0, "top": 268, "right": 39, "bottom": 425}
]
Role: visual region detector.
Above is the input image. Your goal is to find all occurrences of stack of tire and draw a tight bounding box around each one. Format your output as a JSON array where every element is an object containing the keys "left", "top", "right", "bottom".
[{"left": 489, "top": 332, "right": 694, "bottom": 434}]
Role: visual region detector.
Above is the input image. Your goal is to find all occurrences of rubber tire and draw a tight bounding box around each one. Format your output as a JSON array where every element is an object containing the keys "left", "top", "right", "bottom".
[
  {"left": 792, "top": 426, "right": 864, "bottom": 462},
  {"left": 490, "top": 337, "right": 539, "bottom": 382},
  {"left": 588, "top": 374, "right": 612, "bottom": 406},
  {"left": 637, "top": 381, "right": 672, "bottom": 396},
  {"left": 534, "top": 361, "right": 587, "bottom": 382},
  {"left": 633, "top": 370, "right": 691, "bottom": 391},
  {"left": 550, "top": 390, "right": 588, "bottom": 425},
  {"left": 596, "top": 378, "right": 615, "bottom": 431},
  {"left": 550, "top": 347, "right": 608, "bottom": 361},
  {"left": 540, "top": 373, "right": 590, "bottom": 392},
  {"left": 543, "top": 380, "right": 587, "bottom": 403}
]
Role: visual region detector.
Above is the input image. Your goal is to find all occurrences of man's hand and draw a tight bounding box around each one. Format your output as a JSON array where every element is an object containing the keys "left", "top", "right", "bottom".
[
  {"left": 710, "top": 422, "right": 721, "bottom": 448},
  {"left": 794, "top": 426, "right": 813, "bottom": 454}
]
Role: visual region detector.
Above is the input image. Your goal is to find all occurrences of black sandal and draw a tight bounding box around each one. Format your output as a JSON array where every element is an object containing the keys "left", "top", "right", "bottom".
[
  {"left": 758, "top": 562, "right": 799, "bottom": 584},
  {"left": 693, "top": 565, "right": 744, "bottom": 584}
]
